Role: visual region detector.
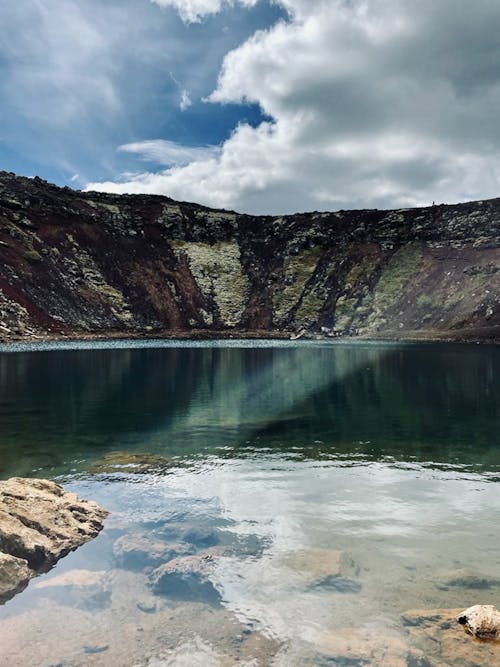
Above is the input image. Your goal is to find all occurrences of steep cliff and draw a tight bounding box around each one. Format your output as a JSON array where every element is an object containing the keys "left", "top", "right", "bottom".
[{"left": 0, "top": 170, "right": 499, "bottom": 341}]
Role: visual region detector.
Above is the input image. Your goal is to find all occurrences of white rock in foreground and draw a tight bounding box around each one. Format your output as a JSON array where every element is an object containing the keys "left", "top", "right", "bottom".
[
  {"left": 457, "top": 605, "right": 500, "bottom": 640},
  {"left": 0, "top": 477, "right": 108, "bottom": 603}
]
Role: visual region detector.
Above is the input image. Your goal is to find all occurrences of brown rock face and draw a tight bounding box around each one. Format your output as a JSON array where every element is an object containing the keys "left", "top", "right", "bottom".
[
  {"left": 0, "top": 477, "right": 108, "bottom": 604},
  {"left": 1, "top": 170, "right": 500, "bottom": 342}
]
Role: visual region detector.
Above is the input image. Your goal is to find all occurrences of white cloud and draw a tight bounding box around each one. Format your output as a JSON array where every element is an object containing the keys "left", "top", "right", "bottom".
[
  {"left": 151, "top": 0, "right": 258, "bottom": 23},
  {"left": 118, "top": 139, "right": 220, "bottom": 166},
  {"left": 88, "top": 0, "right": 500, "bottom": 214},
  {"left": 179, "top": 89, "right": 192, "bottom": 110},
  {"left": 0, "top": 1, "right": 121, "bottom": 128}
]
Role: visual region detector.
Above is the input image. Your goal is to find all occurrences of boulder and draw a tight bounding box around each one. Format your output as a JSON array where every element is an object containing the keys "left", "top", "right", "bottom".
[
  {"left": 457, "top": 605, "right": 500, "bottom": 640},
  {"left": 0, "top": 477, "right": 108, "bottom": 603}
]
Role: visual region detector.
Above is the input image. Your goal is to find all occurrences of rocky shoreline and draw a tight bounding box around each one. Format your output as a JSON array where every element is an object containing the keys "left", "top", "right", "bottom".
[
  {"left": 1, "top": 326, "right": 500, "bottom": 347},
  {"left": 0, "top": 477, "right": 108, "bottom": 604}
]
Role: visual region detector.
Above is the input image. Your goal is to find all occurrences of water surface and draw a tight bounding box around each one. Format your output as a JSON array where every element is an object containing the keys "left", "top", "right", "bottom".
[{"left": 0, "top": 340, "right": 499, "bottom": 666}]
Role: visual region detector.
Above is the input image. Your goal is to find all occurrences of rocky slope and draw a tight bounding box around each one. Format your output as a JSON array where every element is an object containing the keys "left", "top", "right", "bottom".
[{"left": 0, "top": 170, "right": 499, "bottom": 341}]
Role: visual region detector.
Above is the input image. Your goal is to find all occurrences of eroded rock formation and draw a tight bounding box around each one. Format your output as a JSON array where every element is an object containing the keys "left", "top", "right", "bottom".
[
  {"left": 0, "top": 170, "right": 499, "bottom": 341},
  {"left": 0, "top": 477, "right": 108, "bottom": 603}
]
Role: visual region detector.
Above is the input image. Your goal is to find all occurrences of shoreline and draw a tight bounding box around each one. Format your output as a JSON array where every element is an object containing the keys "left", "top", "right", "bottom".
[{"left": 1, "top": 326, "right": 500, "bottom": 348}]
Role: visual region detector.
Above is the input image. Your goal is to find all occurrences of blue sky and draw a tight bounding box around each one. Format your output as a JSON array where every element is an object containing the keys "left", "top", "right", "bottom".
[
  {"left": 0, "top": 0, "right": 283, "bottom": 188},
  {"left": 2, "top": 1, "right": 500, "bottom": 214}
]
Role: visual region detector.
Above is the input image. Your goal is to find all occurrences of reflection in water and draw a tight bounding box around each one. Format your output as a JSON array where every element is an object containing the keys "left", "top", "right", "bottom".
[
  {"left": 1, "top": 341, "right": 500, "bottom": 474},
  {"left": 0, "top": 341, "right": 500, "bottom": 666}
]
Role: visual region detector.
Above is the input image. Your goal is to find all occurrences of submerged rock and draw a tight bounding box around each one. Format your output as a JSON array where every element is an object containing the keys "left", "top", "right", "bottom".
[
  {"left": 33, "top": 569, "right": 111, "bottom": 610},
  {"left": 0, "top": 477, "right": 108, "bottom": 604},
  {"left": 113, "top": 533, "right": 191, "bottom": 570},
  {"left": 402, "top": 608, "right": 500, "bottom": 666},
  {"left": 148, "top": 549, "right": 223, "bottom": 603},
  {"left": 457, "top": 605, "right": 500, "bottom": 640},
  {"left": 317, "top": 627, "right": 428, "bottom": 667},
  {"left": 436, "top": 568, "right": 500, "bottom": 591},
  {"left": 89, "top": 451, "right": 174, "bottom": 475},
  {"left": 283, "top": 548, "right": 360, "bottom": 588}
]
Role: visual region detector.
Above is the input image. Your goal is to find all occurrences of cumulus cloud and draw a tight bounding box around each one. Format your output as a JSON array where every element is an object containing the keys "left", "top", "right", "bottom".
[
  {"left": 88, "top": 0, "right": 500, "bottom": 214},
  {"left": 151, "top": 0, "right": 258, "bottom": 23}
]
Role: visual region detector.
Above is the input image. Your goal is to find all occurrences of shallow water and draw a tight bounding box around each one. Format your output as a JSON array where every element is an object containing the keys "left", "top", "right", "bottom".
[{"left": 1, "top": 340, "right": 500, "bottom": 666}]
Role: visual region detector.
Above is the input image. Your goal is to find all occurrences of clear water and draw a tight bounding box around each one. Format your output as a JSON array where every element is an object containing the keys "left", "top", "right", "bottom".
[{"left": 0, "top": 340, "right": 500, "bottom": 666}]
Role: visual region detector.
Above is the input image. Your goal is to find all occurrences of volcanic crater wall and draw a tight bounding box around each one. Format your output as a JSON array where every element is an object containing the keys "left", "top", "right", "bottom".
[{"left": 0, "top": 171, "right": 499, "bottom": 341}]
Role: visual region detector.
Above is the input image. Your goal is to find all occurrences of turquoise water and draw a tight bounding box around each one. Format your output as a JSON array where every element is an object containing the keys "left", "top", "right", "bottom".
[{"left": 0, "top": 340, "right": 499, "bottom": 666}]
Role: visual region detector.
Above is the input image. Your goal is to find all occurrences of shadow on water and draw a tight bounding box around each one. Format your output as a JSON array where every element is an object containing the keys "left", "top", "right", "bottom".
[{"left": 0, "top": 341, "right": 499, "bottom": 478}]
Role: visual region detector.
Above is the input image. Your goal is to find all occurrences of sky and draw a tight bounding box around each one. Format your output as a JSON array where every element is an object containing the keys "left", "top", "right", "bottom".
[{"left": 1, "top": 0, "right": 500, "bottom": 215}]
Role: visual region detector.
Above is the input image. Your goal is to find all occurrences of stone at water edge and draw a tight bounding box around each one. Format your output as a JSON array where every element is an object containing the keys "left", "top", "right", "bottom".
[
  {"left": 0, "top": 552, "right": 31, "bottom": 602},
  {"left": 0, "top": 477, "right": 108, "bottom": 604},
  {"left": 457, "top": 605, "right": 500, "bottom": 639}
]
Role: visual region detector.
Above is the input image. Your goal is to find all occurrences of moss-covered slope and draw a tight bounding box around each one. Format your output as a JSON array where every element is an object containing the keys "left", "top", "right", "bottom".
[{"left": 0, "top": 171, "right": 499, "bottom": 341}]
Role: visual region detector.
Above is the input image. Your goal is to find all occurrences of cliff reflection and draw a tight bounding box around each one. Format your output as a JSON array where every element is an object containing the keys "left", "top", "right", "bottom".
[{"left": 0, "top": 342, "right": 499, "bottom": 478}]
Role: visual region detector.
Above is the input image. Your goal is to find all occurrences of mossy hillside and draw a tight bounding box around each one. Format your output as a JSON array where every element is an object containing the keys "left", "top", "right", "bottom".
[
  {"left": 1, "top": 171, "right": 500, "bottom": 339},
  {"left": 170, "top": 240, "right": 249, "bottom": 327},
  {"left": 60, "top": 236, "right": 134, "bottom": 326},
  {"left": 364, "top": 242, "right": 424, "bottom": 330},
  {"left": 273, "top": 247, "right": 323, "bottom": 325},
  {"left": 332, "top": 251, "right": 383, "bottom": 333},
  {"left": 87, "top": 200, "right": 121, "bottom": 215},
  {"left": 293, "top": 252, "right": 342, "bottom": 330}
]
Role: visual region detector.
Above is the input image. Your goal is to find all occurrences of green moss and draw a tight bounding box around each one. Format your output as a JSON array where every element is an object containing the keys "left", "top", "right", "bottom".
[
  {"left": 416, "top": 294, "right": 433, "bottom": 309},
  {"left": 171, "top": 240, "right": 249, "bottom": 327},
  {"left": 344, "top": 255, "right": 380, "bottom": 288},
  {"left": 294, "top": 290, "right": 325, "bottom": 327},
  {"left": 273, "top": 247, "right": 323, "bottom": 324},
  {"left": 88, "top": 201, "right": 121, "bottom": 215},
  {"left": 334, "top": 296, "right": 361, "bottom": 331},
  {"left": 23, "top": 249, "right": 42, "bottom": 262},
  {"left": 373, "top": 243, "right": 423, "bottom": 307},
  {"left": 358, "top": 242, "right": 424, "bottom": 331}
]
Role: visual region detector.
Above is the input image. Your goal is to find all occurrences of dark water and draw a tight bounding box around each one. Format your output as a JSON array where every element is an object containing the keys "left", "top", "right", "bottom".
[{"left": 0, "top": 340, "right": 499, "bottom": 666}]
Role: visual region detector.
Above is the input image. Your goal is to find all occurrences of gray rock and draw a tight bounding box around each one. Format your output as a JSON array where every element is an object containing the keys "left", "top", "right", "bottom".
[
  {"left": 0, "top": 477, "right": 108, "bottom": 604},
  {"left": 0, "top": 552, "right": 31, "bottom": 603}
]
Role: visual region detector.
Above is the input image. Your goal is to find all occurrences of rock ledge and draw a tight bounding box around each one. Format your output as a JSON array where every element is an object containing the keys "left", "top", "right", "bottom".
[{"left": 0, "top": 477, "right": 108, "bottom": 603}]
